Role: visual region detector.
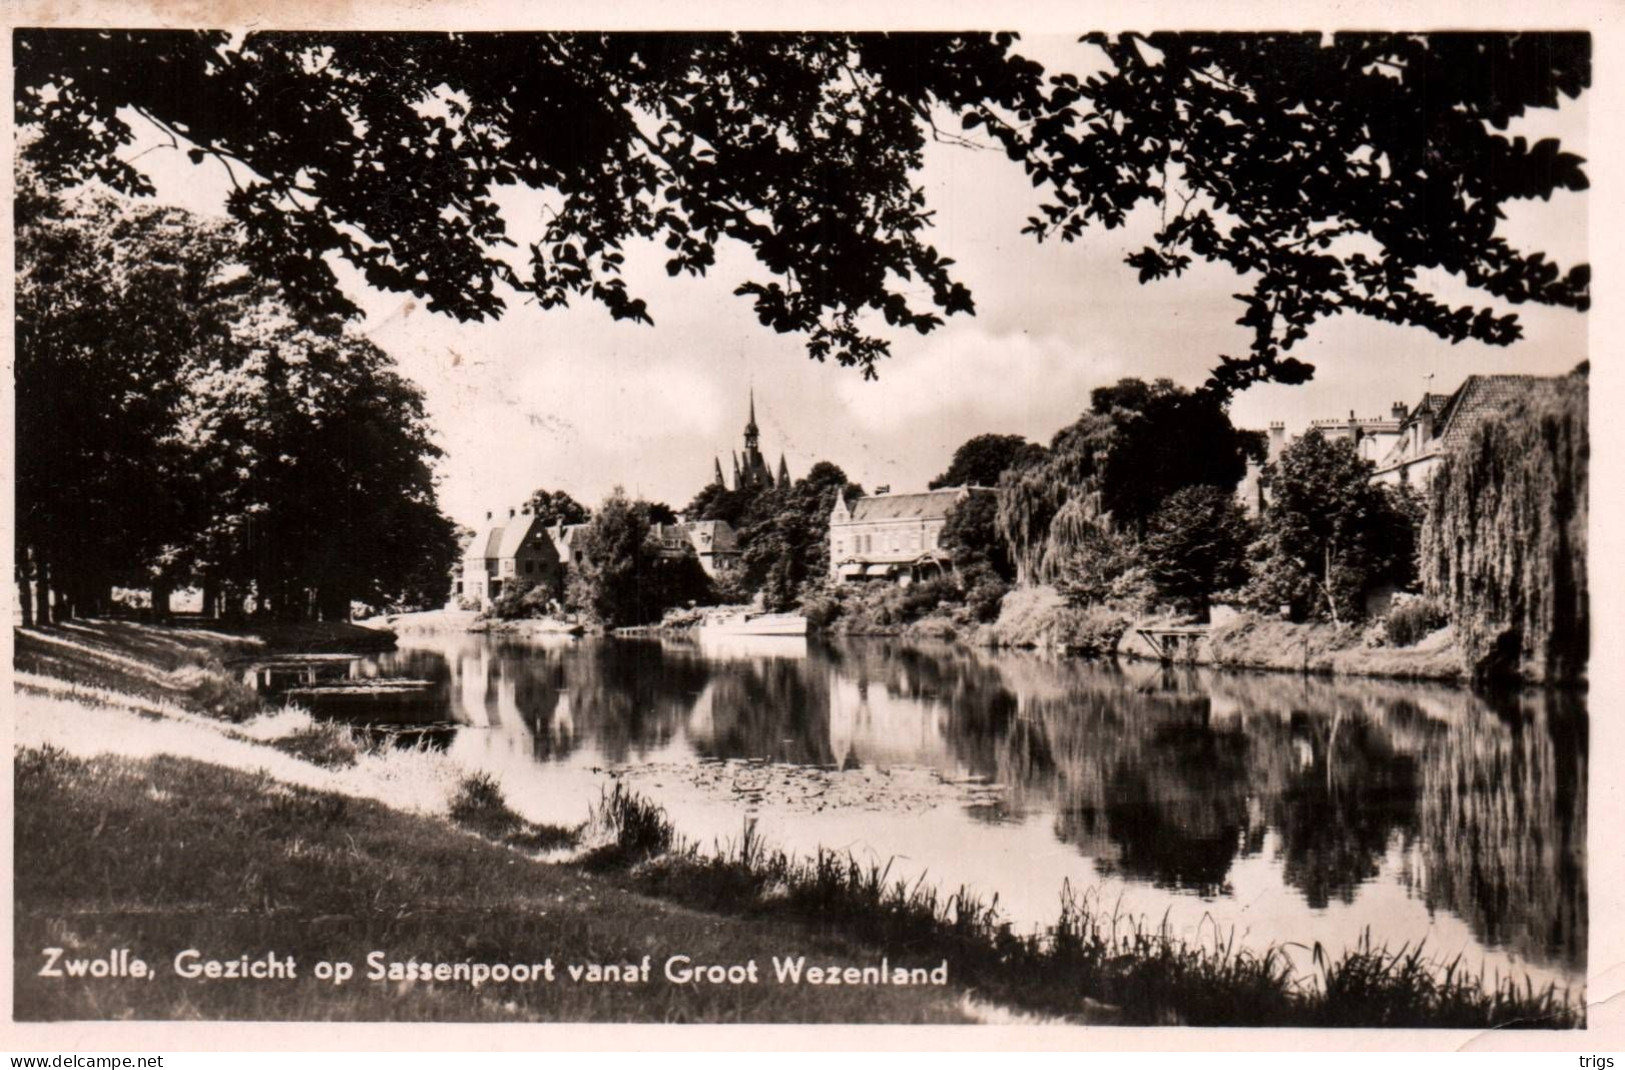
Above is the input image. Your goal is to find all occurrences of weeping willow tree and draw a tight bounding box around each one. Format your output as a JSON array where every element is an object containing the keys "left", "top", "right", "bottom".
[
  {"left": 1422, "top": 374, "right": 1588, "bottom": 683},
  {"left": 995, "top": 379, "right": 1258, "bottom": 590},
  {"left": 995, "top": 413, "right": 1115, "bottom": 587}
]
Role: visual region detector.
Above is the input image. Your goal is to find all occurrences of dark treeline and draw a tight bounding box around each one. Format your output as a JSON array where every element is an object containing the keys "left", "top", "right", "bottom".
[{"left": 14, "top": 171, "right": 459, "bottom": 625}]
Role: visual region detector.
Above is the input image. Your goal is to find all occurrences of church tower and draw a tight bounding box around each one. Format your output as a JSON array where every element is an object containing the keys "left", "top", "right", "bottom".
[
  {"left": 712, "top": 390, "right": 785, "bottom": 493},
  {"left": 744, "top": 388, "right": 761, "bottom": 454}
]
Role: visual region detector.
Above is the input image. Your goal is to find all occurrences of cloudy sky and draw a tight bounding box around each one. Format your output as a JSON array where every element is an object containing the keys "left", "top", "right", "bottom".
[{"left": 119, "top": 34, "right": 1588, "bottom": 528}]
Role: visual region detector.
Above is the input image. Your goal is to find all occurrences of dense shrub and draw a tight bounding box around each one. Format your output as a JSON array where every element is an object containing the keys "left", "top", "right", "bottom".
[
  {"left": 178, "top": 659, "right": 264, "bottom": 722},
  {"left": 962, "top": 574, "right": 1010, "bottom": 623},
  {"left": 487, "top": 579, "right": 559, "bottom": 620},
  {"left": 1384, "top": 595, "right": 1449, "bottom": 648},
  {"left": 799, "top": 584, "right": 843, "bottom": 628},
  {"left": 270, "top": 722, "right": 361, "bottom": 769},
  {"left": 899, "top": 575, "right": 957, "bottom": 618}
]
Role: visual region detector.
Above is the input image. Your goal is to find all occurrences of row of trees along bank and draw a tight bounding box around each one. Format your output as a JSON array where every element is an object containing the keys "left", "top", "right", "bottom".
[
  {"left": 14, "top": 170, "right": 460, "bottom": 626},
  {"left": 963, "top": 373, "right": 1585, "bottom": 685}
]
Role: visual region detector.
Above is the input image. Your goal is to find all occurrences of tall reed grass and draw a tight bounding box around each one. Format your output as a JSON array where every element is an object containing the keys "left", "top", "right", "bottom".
[{"left": 586, "top": 784, "right": 1579, "bottom": 1028}]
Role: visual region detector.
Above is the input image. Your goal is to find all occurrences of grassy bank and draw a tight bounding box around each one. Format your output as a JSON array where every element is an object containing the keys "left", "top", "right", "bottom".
[
  {"left": 973, "top": 586, "right": 1129, "bottom": 656},
  {"left": 586, "top": 787, "right": 1578, "bottom": 1029},
  {"left": 970, "top": 587, "right": 1465, "bottom": 682},
  {"left": 1203, "top": 615, "right": 1463, "bottom": 681},
  {"left": 13, "top": 745, "right": 973, "bottom": 1023}
]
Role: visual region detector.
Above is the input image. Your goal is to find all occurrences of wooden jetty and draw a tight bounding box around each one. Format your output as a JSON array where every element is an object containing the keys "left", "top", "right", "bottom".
[{"left": 1130, "top": 624, "right": 1210, "bottom": 664}]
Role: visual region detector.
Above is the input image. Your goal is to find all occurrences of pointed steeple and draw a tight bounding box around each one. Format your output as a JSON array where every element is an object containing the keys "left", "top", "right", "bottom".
[
  {"left": 777, "top": 453, "right": 790, "bottom": 486},
  {"left": 713, "top": 457, "right": 726, "bottom": 488},
  {"left": 731, "top": 451, "right": 741, "bottom": 489},
  {"left": 744, "top": 388, "right": 760, "bottom": 452}
]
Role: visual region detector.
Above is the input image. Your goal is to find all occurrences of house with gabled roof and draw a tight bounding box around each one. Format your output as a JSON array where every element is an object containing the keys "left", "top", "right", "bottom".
[
  {"left": 1372, "top": 374, "right": 1573, "bottom": 487},
  {"left": 656, "top": 519, "right": 740, "bottom": 578},
  {"left": 455, "top": 506, "right": 566, "bottom": 608},
  {"left": 828, "top": 486, "right": 995, "bottom": 585}
]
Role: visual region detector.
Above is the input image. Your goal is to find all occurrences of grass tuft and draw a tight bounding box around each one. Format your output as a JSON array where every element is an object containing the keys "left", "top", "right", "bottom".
[
  {"left": 580, "top": 780, "right": 677, "bottom": 868},
  {"left": 447, "top": 771, "right": 578, "bottom": 852},
  {"left": 269, "top": 722, "right": 362, "bottom": 769}
]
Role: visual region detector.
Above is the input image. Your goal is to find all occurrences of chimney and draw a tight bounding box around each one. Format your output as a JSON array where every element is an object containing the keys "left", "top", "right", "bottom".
[
  {"left": 1391, "top": 402, "right": 1408, "bottom": 420},
  {"left": 1268, "top": 422, "right": 1286, "bottom": 460},
  {"left": 509, "top": 508, "right": 516, "bottom": 518},
  {"left": 485, "top": 510, "right": 493, "bottom": 521}
]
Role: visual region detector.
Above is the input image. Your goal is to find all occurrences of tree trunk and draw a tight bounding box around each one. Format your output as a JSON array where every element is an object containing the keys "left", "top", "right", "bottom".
[
  {"left": 151, "top": 581, "right": 171, "bottom": 621},
  {"left": 17, "top": 555, "right": 33, "bottom": 629},
  {"left": 1322, "top": 543, "right": 1341, "bottom": 626},
  {"left": 317, "top": 586, "right": 351, "bottom": 622},
  {"left": 202, "top": 576, "right": 218, "bottom": 619},
  {"left": 34, "top": 552, "right": 51, "bottom": 626}
]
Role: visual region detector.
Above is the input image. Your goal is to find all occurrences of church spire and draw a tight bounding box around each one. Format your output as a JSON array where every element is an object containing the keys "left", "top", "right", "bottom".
[
  {"left": 744, "top": 387, "right": 760, "bottom": 451},
  {"left": 713, "top": 457, "right": 725, "bottom": 488},
  {"left": 777, "top": 453, "right": 790, "bottom": 487}
]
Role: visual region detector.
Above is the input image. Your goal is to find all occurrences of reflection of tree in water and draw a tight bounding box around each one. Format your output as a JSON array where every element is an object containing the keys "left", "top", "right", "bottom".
[
  {"left": 367, "top": 638, "right": 1585, "bottom": 972},
  {"left": 986, "top": 668, "right": 1255, "bottom": 896},
  {"left": 1261, "top": 710, "right": 1420, "bottom": 908},
  {"left": 691, "top": 656, "right": 836, "bottom": 765},
  {"left": 1064, "top": 722, "right": 1256, "bottom": 897},
  {"left": 545, "top": 642, "right": 709, "bottom": 764},
  {"left": 1406, "top": 688, "right": 1586, "bottom": 972}
]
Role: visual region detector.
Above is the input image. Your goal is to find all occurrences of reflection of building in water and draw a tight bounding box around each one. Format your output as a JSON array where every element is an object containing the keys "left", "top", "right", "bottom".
[
  {"left": 456, "top": 647, "right": 492, "bottom": 726},
  {"left": 372, "top": 637, "right": 1585, "bottom": 979}
]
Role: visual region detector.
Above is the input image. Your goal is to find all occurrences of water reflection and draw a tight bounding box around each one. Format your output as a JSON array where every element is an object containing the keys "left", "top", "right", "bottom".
[{"left": 351, "top": 635, "right": 1584, "bottom": 978}]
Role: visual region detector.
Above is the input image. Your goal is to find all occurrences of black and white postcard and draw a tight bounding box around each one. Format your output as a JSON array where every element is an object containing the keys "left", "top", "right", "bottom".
[{"left": 3, "top": 0, "right": 1619, "bottom": 1053}]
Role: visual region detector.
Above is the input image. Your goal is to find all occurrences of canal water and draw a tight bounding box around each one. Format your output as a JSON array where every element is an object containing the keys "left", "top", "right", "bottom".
[{"left": 280, "top": 633, "right": 1587, "bottom": 993}]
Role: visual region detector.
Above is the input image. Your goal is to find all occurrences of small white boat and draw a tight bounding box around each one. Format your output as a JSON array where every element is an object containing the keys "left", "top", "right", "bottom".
[{"left": 697, "top": 611, "right": 809, "bottom": 637}]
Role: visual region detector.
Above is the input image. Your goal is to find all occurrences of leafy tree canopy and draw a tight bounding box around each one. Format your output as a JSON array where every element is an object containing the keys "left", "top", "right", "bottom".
[
  {"left": 1140, "top": 484, "right": 1254, "bottom": 614},
  {"left": 525, "top": 488, "right": 590, "bottom": 527},
  {"left": 1242, "top": 430, "right": 1417, "bottom": 622},
  {"left": 738, "top": 461, "right": 862, "bottom": 608},
  {"left": 644, "top": 501, "right": 679, "bottom": 526},
  {"left": 995, "top": 377, "right": 1257, "bottom": 584},
  {"left": 1021, "top": 32, "right": 1590, "bottom": 392},
  {"left": 929, "top": 433, "right": 1035, "bottom": 489},
  {"left": 15, "top": 30, "right": 1587, "bottom": 391},
  {"left": 16, "top": 30, "right": 1037, "bottom": 378},
  {"left": 15, "top": 171, "right": 458, "bottom": 620}
]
